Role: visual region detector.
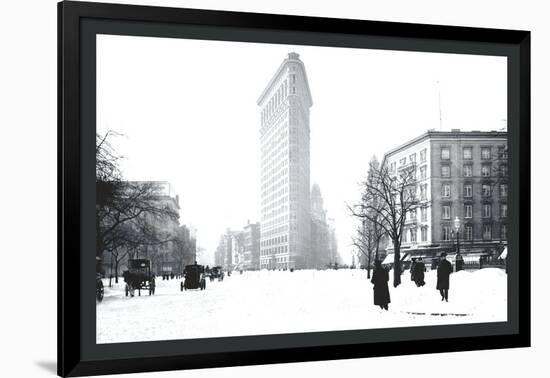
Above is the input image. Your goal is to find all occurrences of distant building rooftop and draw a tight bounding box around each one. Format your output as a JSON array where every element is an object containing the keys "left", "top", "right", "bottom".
[{"left": 383, "top": 129, "right": 508, "bottom": 160}]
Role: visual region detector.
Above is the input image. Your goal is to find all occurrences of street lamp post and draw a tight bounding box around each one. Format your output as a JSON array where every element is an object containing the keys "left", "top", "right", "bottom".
[{"left": 454, "top": 216, "right": 464, "bottom": 272}]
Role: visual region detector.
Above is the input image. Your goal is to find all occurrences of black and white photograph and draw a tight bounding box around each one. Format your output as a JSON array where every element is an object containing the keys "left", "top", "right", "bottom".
[
  {"left": 4, "top": 0, "right": 547, "bottom": 377},
  {"left": 95, "top": 35, "right": 510, "bottom": 344}
]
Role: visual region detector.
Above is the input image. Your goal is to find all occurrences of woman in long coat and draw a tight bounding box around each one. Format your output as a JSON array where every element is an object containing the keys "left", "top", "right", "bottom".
[
  {"left": 371, "top": 260, "right": 390, "bottom": 310},
  {"left": 414, "top": 258, "right": 426, "bottom": 287},
  {"left": 436, "top": 253, "right": 453, "bottom": 302}
]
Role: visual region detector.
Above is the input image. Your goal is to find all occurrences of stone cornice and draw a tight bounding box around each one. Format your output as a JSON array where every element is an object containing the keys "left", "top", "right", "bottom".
[{"left": 382, "top": 130, "right": 508, "bottom": 167}]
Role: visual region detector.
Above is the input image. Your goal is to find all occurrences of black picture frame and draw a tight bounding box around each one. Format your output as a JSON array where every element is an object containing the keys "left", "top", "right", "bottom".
[{"left": 58, "top": 1, "right": 531, "bottom": 376}]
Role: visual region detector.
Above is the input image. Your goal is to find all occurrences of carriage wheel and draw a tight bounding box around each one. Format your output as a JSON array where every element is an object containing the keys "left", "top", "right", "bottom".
[{"left": 97, "top": 285, "right": 104, "bottom": 302}]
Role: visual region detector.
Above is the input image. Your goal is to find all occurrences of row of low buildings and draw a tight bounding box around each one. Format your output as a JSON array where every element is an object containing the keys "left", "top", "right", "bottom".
[
  {"left": 214, "top": 183, "right": 339, "bottom": 271},
  {"left": 99, "top": 181, "right": 197, "bottom": 276},
  {"left": 214, "top": 221, "right": 261, "bottom": 271},
  {"left": 378, "top": 129, "right": 508, "bottom": 265}
]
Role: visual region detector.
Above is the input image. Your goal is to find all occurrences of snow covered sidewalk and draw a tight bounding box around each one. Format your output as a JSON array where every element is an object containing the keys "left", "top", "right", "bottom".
[{"left": 97, "top": 268, "right": 507, "bottom": 344}]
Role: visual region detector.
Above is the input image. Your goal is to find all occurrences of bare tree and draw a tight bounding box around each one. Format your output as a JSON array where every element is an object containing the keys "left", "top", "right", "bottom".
[
  {"left": 96, "top": 132, "right": 179, "bottom": 273},
  {"left": 352, "top": 217, "right": 383, "bottom": 279},
  {"left": 349, "top": 156, "right": 421, "bottom": 287}
]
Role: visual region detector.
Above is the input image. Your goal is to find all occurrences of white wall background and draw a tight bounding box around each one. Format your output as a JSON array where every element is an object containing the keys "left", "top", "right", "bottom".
[{"left": 0, "top": 0, "right": 546, "bottom": 377}]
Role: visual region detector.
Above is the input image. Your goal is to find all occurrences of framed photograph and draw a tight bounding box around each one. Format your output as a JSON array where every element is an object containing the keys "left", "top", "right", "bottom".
[{"left": 58, "top": 1, "right": 530, "bottom": 376}]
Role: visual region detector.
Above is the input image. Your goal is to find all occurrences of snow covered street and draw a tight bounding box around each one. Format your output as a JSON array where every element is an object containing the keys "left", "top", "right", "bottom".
[{"left": 97, "top": 268, "right": 507, "bottom": 344}]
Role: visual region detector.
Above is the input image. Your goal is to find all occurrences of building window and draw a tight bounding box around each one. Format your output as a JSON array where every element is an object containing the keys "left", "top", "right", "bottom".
[
  {"left": 465, "top": 225, "right": 473, "bottom": 241},
  {"left": 420, "top": 184, "right": 427, "bottom": 200},
  {"left": 463, "top": 164, "right": 473, "bottom": 177},
  {"left": 441, "top": 147, "right": 450, "bottom": 160},
  {"left": 464, "top": 184, "right": 473, "bottom": 198},
  {"left": 463, "top": 147, "right": 473, "bottom": 160},
  {"left": 483, "top": 204, "right": 492, "bottom": 218},
  {"left": 409, "top": 153, "right": 416, "bottom": 164},
  {"left": 500, "top": 224, "right": 507, "bottom": 240},
  {"left": 399, "top": 157, "right": 407, "bottom": 166},
  {"left": 442, "top": 226, "right": 452, "bottom": 241},
  {"left": 409, "top": 209, "right": 417, "bottom": 221},
  {"left": 482, "top": 184, "right": 492, "bottom": 197},
  {"left": 483, "top": 224, "right": 492, "bottom": 240},
  {"left": 500, "top": 203, "right": 508, "bottom": 218},
  {"left": 499, "top": 164, "right": 508, "bottom": 177},
  {"left": 421, "top": 207, "right": 428, "bottom": 222},
  {"left": 498, "top": 146, "right": 508, "bottom": 159},
  {"left": 420, "top": 165, "right": 427, "bottom": 179},
  {"left": 481, "top": 164, "right": 491, "bottom": 177},
  {"left": 410, "top": 228, "right": 417, "bottom": 242},
  {"left": 481, "top": 147, "right": 491, "bottom": 160},
  {"left": 442, "top": 205, "right": 451, "bottom": 219},
  {"left": 500, "top": 184, "right": 508, "bottom": 197},
  {"left": 441, "top": 165, "right": 450, "bottom": 177},
  {"left": 421, "top": 227, "right": 428, "bottom": 242},
  {"left": 464, "top": 204, "right": 473, "bottom": 219},
  {"left": 420, "top": 149, "right": 427, "bottom": 163},
  {"left": 390, "top": 162, "right": 396, "bottom": 173},
  {"left": 442, "top": 184, "right": 451, "bottom": 198}
]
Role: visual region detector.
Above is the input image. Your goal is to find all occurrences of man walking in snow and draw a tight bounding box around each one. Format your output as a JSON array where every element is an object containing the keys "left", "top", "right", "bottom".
[
  {"left": 371, "top": 260, "right": 390, "bottom": 310},
  {"left": 436, "top": 252, "right": 453, "bottom": 302},
  {"left": 414, "top": 257, "right": 426, "bottom": 287},
  {"left": 410, "top": 258, "right": 417, "bottom": 282}
]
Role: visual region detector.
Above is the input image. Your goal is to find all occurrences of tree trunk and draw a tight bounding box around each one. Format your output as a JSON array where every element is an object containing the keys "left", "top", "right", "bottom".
[
  {"left": 393, "top": 242, "right": 401, "bottom": 287},
  {"left": 367, "top": 249, "right": 372, "bottom": 279},
  {"left": 115, "top": 259, "right": 119, "bottom": 284}
]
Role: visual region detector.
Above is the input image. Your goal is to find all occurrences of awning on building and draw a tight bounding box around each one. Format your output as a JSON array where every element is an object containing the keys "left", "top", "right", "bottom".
[
  {"left": 445, "top": 254, "right": 456, "bottom": 262},
  {"left": 461, "top": 255, "right": 481, "bottom": 263},
  {"left": 499, "top": 247, "right": 508, "bottom": 259},
  {"left": 382, "top": 254, "right": 394, "bottom": 265},
  {"left": 381, "top": 253, "right": 411, "bottom": 264}
]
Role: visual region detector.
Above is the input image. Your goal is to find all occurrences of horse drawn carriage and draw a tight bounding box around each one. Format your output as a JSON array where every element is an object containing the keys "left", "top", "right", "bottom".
[
  {"left": 123, "top": 259, "right": 156, "bottom": 297},
  {"left": 209, "top": 266, "right": 224, "bottom": 282},
  {"left": 181, "top": 263, "right": 206, "bottom": 291},
  {"left": 96, "top": 274, "right": 104, "bottom": 302}
]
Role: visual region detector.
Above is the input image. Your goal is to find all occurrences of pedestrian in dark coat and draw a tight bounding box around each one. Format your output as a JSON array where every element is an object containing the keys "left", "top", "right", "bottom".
[
  {"left": 436, "top": 253, "right": 453, "bottom": 301},
  {"left": 371, "top": 260, "right": 390, "bottom": 310},
  {"left": 410, "top": 258, "right": 417, "bottom": 282},
  {"left": 414, "top": 258, "right": 426, "bottom": 287}
]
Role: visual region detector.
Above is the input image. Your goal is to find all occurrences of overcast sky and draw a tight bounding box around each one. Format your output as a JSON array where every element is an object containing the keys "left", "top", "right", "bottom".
[{"left": 97, "top": 34, "right": 507, "bottom": 265}]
